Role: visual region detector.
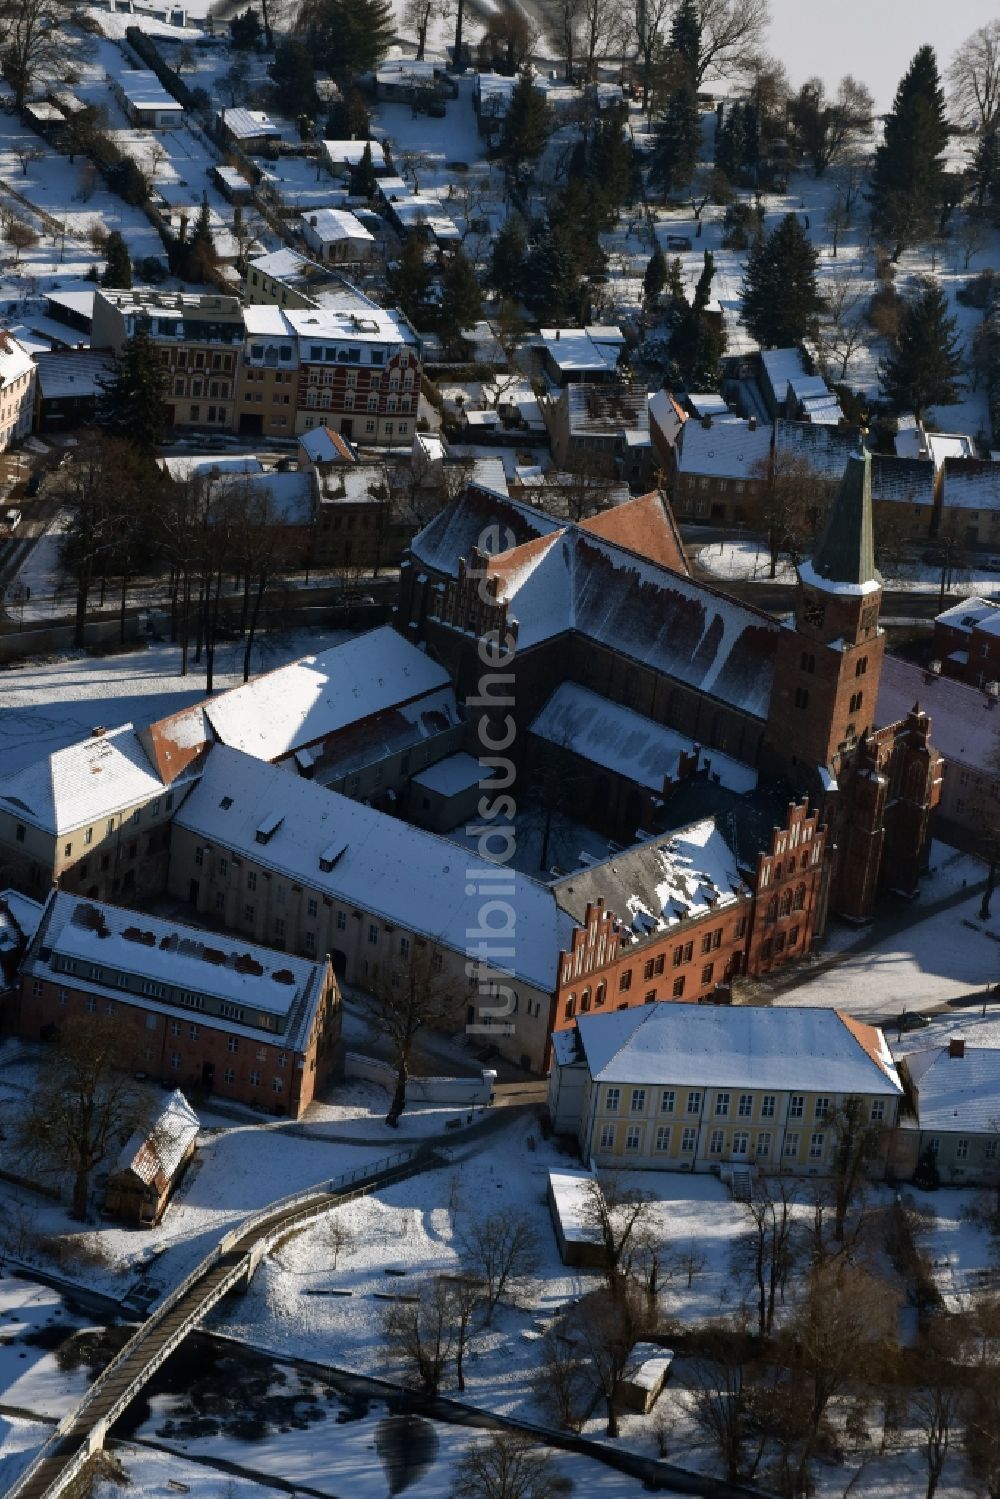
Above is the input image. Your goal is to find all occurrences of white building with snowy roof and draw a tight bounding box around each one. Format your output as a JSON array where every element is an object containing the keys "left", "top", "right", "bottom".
[
  {"left": 111, "top": 70, "right": 184, "bottom": 128},
  {"left": 0, "top": 333, "right": 36, "bottom": 450},
  {"left": 104, "top": 1089, "right": 199, "bottom": 1226},
  {"left": 548, "top": 1002, "right": 902, "bottom": 1174},
  {"left": 895, "top": 1036, "right": 1000, "bottom": 1186},
  {"left": 675, "top": 413, "right": 772, "bottom": 523},
  {"left": 300, "top": 209, "right": 376, "bottom": 266}
]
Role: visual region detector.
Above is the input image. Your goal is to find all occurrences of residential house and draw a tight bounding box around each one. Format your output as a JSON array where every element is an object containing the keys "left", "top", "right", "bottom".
[
  {"left": 92, "top": 288, "right": 243, "bottom": 432},
  {"left": 18, "top": 893, "right": 342, "bottom": 1118},
  {"left": 103, "top": 1089, "right": 199, "bottom": 1226},
  {"left": 34, "top": 351, "right": 114, "bottom": 431},
  {"left": 0, "top": 889, "right": 43, "bottom": 995},
  {"left": 218, "top": 108, "right": 282, "bottom": 151},
  {"left": 894, "top": 1036, "right": 1000, "bottom": 1185},
  {"left": 933, "top": 596, "right": 1000, "bottom": 686},
  {"left": 300, "top": 210, "right": 376, "bottom": 267},
  {"left": 938, "top": 458, "right": 1000, "bottom": 546},
  {"left": 648, "top": 390, "right": 687, "bottom": 478},
  {"left": 286, "top": 300, "right": 421, "bottom": 445},
  {"left": 673, "top": 414, "right": 772, "bottom": 523},
  {"left": 543, "top": 382, "right": 653, "bottom": 488},
  {"left": 110, "top": 71, "right": 184, "bottom": 128},
  {"left": 759, "top": 348, "right": 842, "bottom": 424},
  {"left": 775, "top": 420, "right": 937, "bottom": 541},
  {"left": 320, "top": 139, "right": 387, "bottom": 178},
  {"left": 0, "top": 333, "right": 37, "bottom": 450},
  {"left": 0, "top": 724, "right": 197, "bottom": 903},
  {"left": 547, "top": 1003, "right": 902, "bottom": 1174},
  {"left": 237, "top": 304, "right": 300, "bottom": 440},
  {"left": 539, "top": 326, "right": 625, "bottom": 386}
]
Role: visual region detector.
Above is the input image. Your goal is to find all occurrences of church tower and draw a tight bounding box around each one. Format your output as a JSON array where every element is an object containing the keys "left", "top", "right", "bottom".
[{"left": 762, "top": 448, "right": 885, "bottom": 797}]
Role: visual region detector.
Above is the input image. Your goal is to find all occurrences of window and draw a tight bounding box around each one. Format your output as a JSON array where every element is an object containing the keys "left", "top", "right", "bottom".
[
  {"left": 701, "top": 932, "right": 713, "bottom": 955},
  {"left": 709, "top": 1129, "right": 724, "bottom": 1155},
  {"left": 15, "top": 824, "right": 24, "bottom": 843},
  {"left": 789, "top": 1094, "right": 804, "bottom": 1119},
  {"left": 784, "top": 1132, "right": 799, "bottom": 1158},
  {"left": 247, "top": 871, "right": 257, "bottom": 891},
  {"left": 599, "top": 1124, "right": 616, "bottom": 1150},
  {"left": 734, "top": 914, "right": 747, "bottom": 940},
  {"left": 672, "top": 976, "right": 685, "bottom": 997},
  {"left": 336, "top": 911, "right": 347, "bottom": 930},
  {"left": 733, "top": 1131, "right": 749, "bottom": 1156},
  {"left": 849, "top": 691, "right": 863, "bottom": 714},
  {"left": 625, "top": 1125, "right": 642, "bottom": 1152},
  {"left": 64, "top": 842, "right": 72, "bottom": 857},
  {"left": 644, "top": 957, "right": 654, "bottom": 980},
  {"left": 986, "top": 1139, "right": 999, "bottom": 1161},
  {"left": 605, "top": 1086, "right": 620, "bottom": 1113},
  {"left": 563, "top": 996, "right": 575, "bottom": 1020},
  {"left": 215, "top": 891, "right": 225, "bottom": 911},
  {"left": 794, "top": 687, "right": 809, "bottom": 709},
  {"left": 645, "top": 989, "right": 656, "bottom": 1004},
  {"left": 761, "top": 1094, "right": 776, "bottom": 1118},
  {"left": 249, "top": 1070, "right": 261, "bottom": 1086},
  {"left": 278, "top": 1052, "right": 288, "bottom": 1068},
  {"left": 170, "top": 1019, "right": 181, "bottom": 1036},
  {"left": 956, "top": 1137, "right": 969, "bottom": 1160},
  {"left": 189, "top": 1025, "right": 199, "bottom": 1040},
  {"left": 814, "top": 1096, "right": 830, "bottom": 1120},
  {"left": 687, "top": 1090, "right": 702, "bottom": 1114},
  {"left": 170, "top": 1052, "right": 182, "bottom": 1069},
  {"left": 928, "top": 1136, "right": 940, "bottom": 1157},
  {"left": 218, "top": 857, "right": 228, "bottom": 877},
  {"left": 655, "top": 1125, "right": 671, "bottom": 1152},
  {"left": 84, "top": 827, "right": 93, "bottom": 846},
  {"left": 631, "top": 1088, "right": 646, "bottom": 1113},
  {"left": 244, "top": 903, "right": 255, "bottom": 922},
  {"left": 738, "top": 1093, "right": 753, "bottom": 1118},
  {"left": 368, "top": 924, "right": 380, "bottom": 945},
  {"left": 227, "top": 1036, "right": 239, "bottom": 1053},
  {"left": 84, "top": 995, "right": 96, "bottom": 1012},
  {"left": 681, "top": 1126, "right": 697, "bottom": 1151},
  {"left": 272, "top": 1076, "right": 283, "bottom": 1093},
  {"left": 595, "top": 982, "right": 606, "bottom": 1007},
  {"left": 715, "top": 1092, "right": 730, "bottom": 1117},
  {"left": 856, "top": 656, "right": 868, "bottom": 676},
  {"left": 800, "top": 651, "right": 815, "bottom": 673},
  {"left": 870, "top": 1099, "right": 885, "bottom": 1122},
  {"left": 701, "top": 963, "right": 714, "bottom": 986},
  {"left": 660, "top": 1089, "right": 675, "bottom": 1114},
  {"left": 399, "top": 936, "right": 411, "bottom": 959},
  {"left": 757, "top": 1131, "right": 771, "bottom": 1158},
  {"left": 809, "top": 1132, "right": 825, "bottom": 1159},
  {"left": 223, "top": 1067, "right": 235, "bottom": 1084}
]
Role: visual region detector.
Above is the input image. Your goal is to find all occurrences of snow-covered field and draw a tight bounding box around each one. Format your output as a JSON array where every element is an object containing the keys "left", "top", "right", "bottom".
[{"left": 696, "top": 538, "right": 1000, "bottom": 598}]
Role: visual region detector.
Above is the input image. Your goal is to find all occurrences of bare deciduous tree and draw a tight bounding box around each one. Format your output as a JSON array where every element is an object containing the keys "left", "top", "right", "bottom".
[
  {"left": 450, "top": 1430, "right": 571, "bottom": 1499},
  {"left": 583, "top": 1173, "right": 656, "bottom": 1295},
  {"left": 686, "top": 1318, "right": 768, "bottom": 1484},
  {"left": 365, "top": 945, "right": 462, "bottom": 1125},
  {"left": 737, "top": 1180, "right": 797, "bottom": 1337},
  {"left": 0, "top": 0, "right": 92, "bottom": 107},
  {"left": 571, "top": 1284, "right": 652, "bottom": 1437},
  {"left": 949, "top": 21, "right": 1000, "bottom": 131},
  {"left": 536, "top": 1328, "right": 590, "bottom": 1431},
  {"left": 17, "top": 1016, "right": 151, "bottom": 1220},
  {"left": 380, "top": 1277, "right": 456, "bottom": 1395},
  {"left": 458, "top": 1210, "right": 539, "bottom": 1324},
  {"left": 693, "top": 0, "right": 769, "bottom": 88}
]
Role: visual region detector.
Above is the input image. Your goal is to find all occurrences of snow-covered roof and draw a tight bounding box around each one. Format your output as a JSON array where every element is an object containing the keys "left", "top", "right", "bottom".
[
  {"left": 113, "top": 1089, "right": 199, "bottom": 1186},
  {"left": 321, "top": 139, "right": 387, "bottom": 170},
  {"left": 628, "top": 1344, "right": 674, "bottom": 1391},
  {"left": 0, "top": 724, "right": 180, "bottom": 836},
  {"left": 876, "top": 655, "right": 1000, "bottom": 774},
  {"left": 775, "top": 421, "right": 936, "bottom": 505},
  {"left": 936, "top": 597, "right": 1000, "bottom": 635},
  {"left": 686, "top": 393, "right": 730, "bottom": 418},
  {"left": 242, "top": 304, "right": 295, "bottom": 338},
  {"left": 175, "top": 746, "right": 574, "bottom": 991},
  {"left": 409, "top": 483, "right": 565, "bottom": 578},
  {"left": 547, "top": 1168, "right": 603, "bottom": 1245},
  {"left": 553, "top": 816, "right": 747, "bottom": 940},
  {"left": 564, "top": 382, "right": 649, "bottom": 438},
  {"left": 200, "top": 627, "right": 451, "bottom": 763},
  {"left": 648, "top": 390, "right": 687, "bottom": 451},
  {"left": 0, "top": 333, "right": 34, "bottom": 387},
  {"left": 285, "top": 303, "right": 416, "bottom": 348},
  {"left": 942, "top": 458, "right": 1000, "bottom": 512},
  {"left": 907, "top": 1045, "right": 1000, "bottom": 1133},
  {"left": 530, "top": 683, "right": 756, "bottom": 798},
  {"left": 678, "top": 416, "right": 772, "bottom": 480},
  {"left": 0, "top": 889, "right": 44, "bottom": 945},
  {"left": 113, "top": 70, "right": 183, "bottom": 110},
  {"left": 35, "top": 351, "right": 113, "bottom": 401},
  {"left": 32, "top": 892, "right": 325, "bottom": 1026},
  {"left": 301, "top": 208, "right": 374, "bottom": 245},
  {"left": 299, "top": 425, "right": 356, "bottom": 464},
  {"left": 540, "top": 328, "right": 622, "bottom": 375},
  {"left": 161, "top": 454, "right": 264, "bottom": 482},
  {"left": 411, "top": 751, "right": 482, "bottom": 797},
  {"left": 760, "top": 347, "right": 808, "bottom": 402},
  {"left": 219, "top": 107, "right": 280, "bottom": 140},
  {"left": 570, "top": 1004, "right": 902, "bottom": 1094}
]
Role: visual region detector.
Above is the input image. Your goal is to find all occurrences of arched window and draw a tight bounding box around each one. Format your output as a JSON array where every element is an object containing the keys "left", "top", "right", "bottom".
[
  {"left": 595, "top": 982, "right": 606, "bottom": 1007},
  {"left": 778, "top": 889, "right": 792, "bottom": 918},
  {"left": 765, "top": 897, "right": 778, "bottom": 925},
  {"left": 580, "top": 987, "right": 592, "bottom": 1012},
  {"left": 801, "top": 851, "right": 810, "bottom": 870},
  {"left": 564, "top": 994, "right": 576, "bottom": 1020},
  {"left": 793, "top": 884, "right": 806, "bottom": 911}
]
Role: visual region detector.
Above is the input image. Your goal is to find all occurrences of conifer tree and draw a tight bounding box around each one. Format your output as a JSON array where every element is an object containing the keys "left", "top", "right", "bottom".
[
  {"left": 489, "top": 216, "right": 527, "bottom": 299},
  {"left": 650, "top": 80, "right": 700, "bottom": 196},
  {"left": 388, "top": 233, "right": 432, "bottom": 325},
  {"left": 671, "top": 249, "right": 725, "bottom": 387},
  {"left": 870, "top": 46, "right": 949, "bottom": 256},
  {"left": 971, "top": 127, "right": 1000, "bottom": 212},
  {"left": 667, "top": 0, "right": 700, "bottom": 83},
  {"left": 499, "top": 71, "right": 552, "bottom": 174},
  {"left": 301, "top": 0, "right": 395, "bottom": 79},
  {"left": 438, "top": 248, "right": 482, "bottom": 348},
  {"left": 349, "top": 141, "right": 378, "bottom": 198},
  {"left": 101, "top": 230, "right": 132, "bottom": 289},
  {"left": 740, "top": 213, "right": 820, "bottom": 347},
  {"left": 97, "top": 328, "right": 168, "bottom": 453},
  {"left": 879, "top": 276, "right": 963, "bottom": 417},
  {"left": 643, "top": 245, "right": 667, "bottom": 307}
]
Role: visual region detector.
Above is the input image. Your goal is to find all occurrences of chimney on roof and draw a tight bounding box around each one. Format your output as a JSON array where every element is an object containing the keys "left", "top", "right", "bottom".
[
  {"left": 748, "top": 416, "right": 757, "bottom": 432},
  {"left": 92, "top": 725, "right": 106, "bottom": 738},
  {"left": 702, "top": 415, "right": 711, "bottom": 430},
  {"left": 949, "top": 1036, "right": 966, "bottom": 1059}
]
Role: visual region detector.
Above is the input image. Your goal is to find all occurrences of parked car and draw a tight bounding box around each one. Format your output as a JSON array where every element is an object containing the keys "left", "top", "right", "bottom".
[
  {"left": 4, "top": 506, "right": 22, "bottom": 530},
  {"left": 895, "top": 1011, "right": 931, "bottom": 1032}
]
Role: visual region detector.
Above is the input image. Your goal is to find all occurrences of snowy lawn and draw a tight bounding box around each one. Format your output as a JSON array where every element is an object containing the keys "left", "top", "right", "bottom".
[
  {"left": 0, "top": 1414, "right": 52, "bottom": 1493},
  {"left": 695, "top": 538, "right": 1000, "bottom": 597},
  {"left": 0, "top": 627, "right": 354, "bottom": 776},
  {"left": 0, "top": 1279, "right": 94, "bottom": 1421}
]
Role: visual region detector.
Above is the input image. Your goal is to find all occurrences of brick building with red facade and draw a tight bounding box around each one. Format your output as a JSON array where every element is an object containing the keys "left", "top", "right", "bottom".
[{"left": 17, "top": 893, "right": 342, "bottom": 1118}]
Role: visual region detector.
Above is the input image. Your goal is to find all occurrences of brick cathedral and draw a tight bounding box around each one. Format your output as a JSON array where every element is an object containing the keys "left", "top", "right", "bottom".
[{"left": 399, "top": 449, "right": 941, "bottom": 941}]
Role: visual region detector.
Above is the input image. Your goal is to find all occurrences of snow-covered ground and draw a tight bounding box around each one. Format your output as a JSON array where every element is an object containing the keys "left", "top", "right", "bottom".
[
  {"left": 696, "top": 538, "right": 1000, "bottom": 598},
  {"left": 778, "top": 852, "right": 996, "bottom": 1021},
  {"left": 0, "top": 628, "right": 353, "bottom": 777}
]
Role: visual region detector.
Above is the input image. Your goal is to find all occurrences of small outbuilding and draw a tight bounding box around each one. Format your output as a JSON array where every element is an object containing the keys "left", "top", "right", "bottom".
[
  {"left": 546, "top": 1167, "right": 606, "bottom": 1268},
  {"left": 618, "top": 1343, "right": 674, "bottom": 1414},
  {"left": 104, "top": 1089, "right": 199, "bottom": 1227}
]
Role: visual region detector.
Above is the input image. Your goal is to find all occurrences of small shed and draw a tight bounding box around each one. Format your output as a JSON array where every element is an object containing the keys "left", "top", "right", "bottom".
[
  {"left": 618, "top": 1342, "right": 674, "bottom": 1414},
  {"left": 104, "top": 1090, "right": 199, "bottom": 1227},
  {"left": 546, "top": 1167, "right": 606, "bottom": 1268},
  {"left": 408, "top": 751, "right": 482, "bottom": 833}
]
